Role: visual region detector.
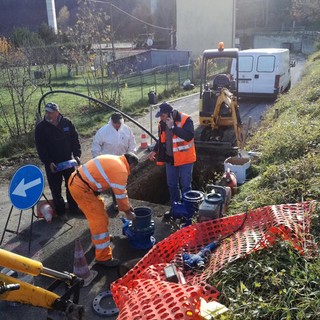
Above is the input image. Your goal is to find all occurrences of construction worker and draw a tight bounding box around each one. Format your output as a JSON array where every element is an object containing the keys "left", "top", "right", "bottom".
[
  {"left": 35, "top": 102, "right": 81, "bottom": 220},
  {"left": 91, "top": 113, "right": 136, "bottom": 212},
  {"left": 68, "top": 153, "right": 138, "bottom": 267},
  {"left": 148, "top": 102, "right": 196, "bottom": 205},
  {"left": 91, "top": 113, "right": 136, "bottom": 158}
]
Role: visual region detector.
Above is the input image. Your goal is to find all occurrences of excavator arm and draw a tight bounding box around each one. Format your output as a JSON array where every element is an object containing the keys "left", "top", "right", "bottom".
[
  {"left": 0, "top": 249, "right": 84, "bottom": 319},
  {"left": 198, "top": 88, "right": 243, "bottom": 150}
]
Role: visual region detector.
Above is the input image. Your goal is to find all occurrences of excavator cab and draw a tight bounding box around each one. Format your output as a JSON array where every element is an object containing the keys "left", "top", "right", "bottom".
[{"left": 197, "top": 43, "right": 243, "bottom": 153}]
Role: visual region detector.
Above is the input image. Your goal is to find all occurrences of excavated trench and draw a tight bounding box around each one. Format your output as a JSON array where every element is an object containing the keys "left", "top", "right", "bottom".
[{"left": 127, "top": 152, "right": 233, "bottom": 204}]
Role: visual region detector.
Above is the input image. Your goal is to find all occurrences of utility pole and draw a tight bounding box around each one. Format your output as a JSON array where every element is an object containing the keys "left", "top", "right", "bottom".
[
  {"left": 170, "top": 26, "right": 174, "bottom": 49},
  {"left": 265, "top": 0, "right": 269, "bottom": 27},
  {"left": 109, "top": 3, "right": 120, "bottom": 106},
  {"left": 46, "top": 0, "right": 58, "bottom": 34},
  {"left": 110, "top": 3, "right": 116, "bottom": 63}
]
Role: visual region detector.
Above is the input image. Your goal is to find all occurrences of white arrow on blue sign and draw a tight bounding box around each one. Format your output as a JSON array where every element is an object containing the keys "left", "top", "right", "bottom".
[{"left": 9, "top": 165, "right": 45, "bottom": 210}]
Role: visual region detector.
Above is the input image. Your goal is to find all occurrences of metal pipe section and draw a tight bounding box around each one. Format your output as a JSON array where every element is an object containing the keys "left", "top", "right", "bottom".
[
  {"left": 37, "top": 90, "right": 157, "bottom": 142},
  {"left": 0, "top": 249, "right": 72, "bottom": 280},
  {"left": 41, "top": 266, "right": 72, "bottom": 281}
]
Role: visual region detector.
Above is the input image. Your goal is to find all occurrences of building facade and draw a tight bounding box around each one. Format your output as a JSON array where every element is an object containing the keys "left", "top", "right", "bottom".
[{"left": 176, "top": 0, "right": 236, "bottom": 59}]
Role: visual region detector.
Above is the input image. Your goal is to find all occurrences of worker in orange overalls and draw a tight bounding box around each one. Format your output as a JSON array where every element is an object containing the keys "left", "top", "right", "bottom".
[{"left": 68, "top": 152, "right": 138, "bottom": 267}]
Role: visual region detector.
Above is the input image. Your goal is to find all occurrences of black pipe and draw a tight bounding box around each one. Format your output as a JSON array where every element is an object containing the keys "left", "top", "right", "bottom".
[{"left": 37, "top": 90, "right": 157, "bottom": 141}]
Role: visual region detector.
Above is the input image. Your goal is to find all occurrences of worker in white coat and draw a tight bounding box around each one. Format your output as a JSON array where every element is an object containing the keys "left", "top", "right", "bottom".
[
  {"left": 91, "top": 113, "right": 137, "bottom": 211},
  {"left": 91, "top": 113, "right": 136, "bottom": 157}
]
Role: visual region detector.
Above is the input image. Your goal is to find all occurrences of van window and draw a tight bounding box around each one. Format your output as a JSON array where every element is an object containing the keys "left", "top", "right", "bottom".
[
  {"left": 239, "top": 56, "right": 253, "bottom": 72},
  {"left": 257, "top": 55, "right": 275, "bottom": 72}
]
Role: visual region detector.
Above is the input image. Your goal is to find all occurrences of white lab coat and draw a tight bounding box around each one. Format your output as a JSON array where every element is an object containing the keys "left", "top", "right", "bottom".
[{"left": 91, "top": 119, "right": 137, "bottom": 157}]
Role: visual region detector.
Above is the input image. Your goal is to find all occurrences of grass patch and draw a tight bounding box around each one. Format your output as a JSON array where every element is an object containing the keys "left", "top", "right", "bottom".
[
  {"left": 227, "top": 51, "right": 320, "bottom": 214},
  {"left": 212, "top": 237, "right": 320, "bottom": 319},
  {"left": 209, "top": 51, "right": 320, "bottom": 319},
  {"left": 0, "top": 131, "right": 36, "bottom": 158}
]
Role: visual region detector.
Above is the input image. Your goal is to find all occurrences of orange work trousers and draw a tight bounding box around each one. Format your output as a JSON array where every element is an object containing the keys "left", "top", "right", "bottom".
[{"left": 68, "top": 172, "right": 112, "bottom": 261}]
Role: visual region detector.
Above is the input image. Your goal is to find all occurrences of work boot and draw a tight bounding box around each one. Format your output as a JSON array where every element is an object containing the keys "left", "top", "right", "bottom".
[{"left": 95, "top": 258, "right": 120, "bottom": 267}]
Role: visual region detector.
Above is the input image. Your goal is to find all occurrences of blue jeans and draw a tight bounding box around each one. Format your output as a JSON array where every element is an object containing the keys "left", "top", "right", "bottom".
[{"left": 165, "top": 163, "right": 194, "bottom": 204}]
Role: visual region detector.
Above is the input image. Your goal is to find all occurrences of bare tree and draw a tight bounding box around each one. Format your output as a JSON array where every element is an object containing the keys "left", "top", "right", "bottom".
[
  {"left": 61, "top": 0, "right": 111, "bottom": 78},
  {"left": 292, "top": 0, "right": 320, "bottom": 25},
  {"left": 57, "top": 5, "right": 71, "bottom": 33},
  {"left": 0, "top": 37, "right": 38, "bottom": 138}
]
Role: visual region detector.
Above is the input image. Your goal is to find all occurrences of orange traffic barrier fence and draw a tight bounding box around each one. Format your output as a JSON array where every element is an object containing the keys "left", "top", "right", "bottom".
[{"left": 111, "top": 201, "right": 317, "bottom": 320}]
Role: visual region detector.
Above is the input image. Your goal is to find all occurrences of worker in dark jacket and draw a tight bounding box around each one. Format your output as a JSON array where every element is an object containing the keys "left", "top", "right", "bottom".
[
  {"left": 35, "top": 102, "right": 81, "bottom": 219},
  {"left": 148, "top": 102, "right": 196, "bottom": 204}
]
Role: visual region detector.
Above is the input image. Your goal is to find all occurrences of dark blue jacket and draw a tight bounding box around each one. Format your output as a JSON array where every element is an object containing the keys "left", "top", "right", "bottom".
[{"left": 35, "top": 115, "right": 81, "bottom": 166}]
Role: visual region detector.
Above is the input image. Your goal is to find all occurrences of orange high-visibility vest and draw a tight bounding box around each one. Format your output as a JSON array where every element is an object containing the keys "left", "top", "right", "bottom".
[
  {"left": 77, "top": 154, "right": 130, "bottom": 212},
  {"left": 156, "top": 112, "right": 196, "bottom": 167}
]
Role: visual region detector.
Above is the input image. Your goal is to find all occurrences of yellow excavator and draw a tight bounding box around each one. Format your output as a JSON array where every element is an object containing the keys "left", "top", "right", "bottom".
[
  {"left": 195, "top": 42, "right": 243, "bottom": 155},
  {"left": 0, "top": 249, "right": 84, "bottom": 319}
]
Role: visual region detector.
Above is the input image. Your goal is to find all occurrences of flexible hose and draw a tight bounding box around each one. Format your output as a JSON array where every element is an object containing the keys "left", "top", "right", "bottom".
[{"left": 37, "top": 89, "right": 157, "bottom": 141}]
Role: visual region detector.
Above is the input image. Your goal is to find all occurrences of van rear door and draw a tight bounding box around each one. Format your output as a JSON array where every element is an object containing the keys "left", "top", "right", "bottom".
[
  {"left": 252, "top": 54, "right": 277, "bottom": 95},
  {"left": 237, "top": 54, "right": 254, "bottom": 94}
]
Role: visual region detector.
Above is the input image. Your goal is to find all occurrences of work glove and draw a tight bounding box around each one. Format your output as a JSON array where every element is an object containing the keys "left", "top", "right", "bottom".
[
  {"left": 74, "top": 156, "right": 81, "bottom": 165},
  {"left": 165, "top": 115, "right": 174, "bottom": 129}
]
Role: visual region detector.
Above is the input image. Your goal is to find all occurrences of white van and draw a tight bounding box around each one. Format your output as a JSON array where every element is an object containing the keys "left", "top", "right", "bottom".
[{"left": 231, "top": 48, "right": 295, "bottom": 99}]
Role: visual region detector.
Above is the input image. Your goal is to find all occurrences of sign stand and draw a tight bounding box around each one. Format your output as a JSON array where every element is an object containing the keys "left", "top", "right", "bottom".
[
  {"left": 0, "top": 165, "right": 46, "bottom": 253},
  {"left": 0, "top": 193, "right": 51, "bottom": 253}
]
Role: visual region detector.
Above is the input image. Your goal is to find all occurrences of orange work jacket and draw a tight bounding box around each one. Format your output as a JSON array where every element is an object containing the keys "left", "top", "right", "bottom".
[
  {"left": 156, "top": 112, "right": 196, "bottom": 167},
  {"left": 77, "top": 154, "right": 130, "bottom": 211}
]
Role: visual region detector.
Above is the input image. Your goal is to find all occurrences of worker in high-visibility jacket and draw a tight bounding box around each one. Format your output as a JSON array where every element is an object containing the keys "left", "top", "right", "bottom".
[
  {"left": 68, "top": 152, "right": 138, "bottom": 267},
  {"left": 148, "top": 102, "right": 196, "bottom": 205}
]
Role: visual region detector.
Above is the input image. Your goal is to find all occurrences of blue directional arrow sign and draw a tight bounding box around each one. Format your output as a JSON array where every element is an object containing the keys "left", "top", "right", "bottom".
[{"left": 9, "top": 165, "right": 45, "bottom": 210}]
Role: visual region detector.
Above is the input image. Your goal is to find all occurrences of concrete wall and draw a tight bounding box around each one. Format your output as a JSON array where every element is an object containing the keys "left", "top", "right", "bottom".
[
  {"left": 106, "top": 49, "right": 191, "bottom": 75},
  {"left": 176, "top": 0, "right": 236, "bottom": 60},
  {"left": 253, "top": 33, "right": 318, "bottom": 55}
]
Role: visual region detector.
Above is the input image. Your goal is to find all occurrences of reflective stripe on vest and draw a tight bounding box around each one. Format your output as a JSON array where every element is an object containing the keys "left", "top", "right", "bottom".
[
  {"left": 95, "top": 240, "right": 111, "bottom": 250},
  {"left": 92, "top": 231, "right": 111, "bottom": 250},
  {"left": 173, "top": 140, "right": 194, "bottom": 152},
  {"left": 115, "top": 193, "right": 127, "bottom": 199},
  {"left": 83, "top": 164, "right": 103, "bottom": 191},
  {"left": 82, "top": 159, "right": 127, "bottom": 192},
  {"left": 172, "top": 113, "right": 196, "bottom": 166},
  {"left": 172, "top": 114, "right": 193, "bottom": 153},
  {"left": 94, "top": 159, "right": 126, "bottom": 190},
  {"left": 92, "top": 231, "right": 110, "bottom": 240}
]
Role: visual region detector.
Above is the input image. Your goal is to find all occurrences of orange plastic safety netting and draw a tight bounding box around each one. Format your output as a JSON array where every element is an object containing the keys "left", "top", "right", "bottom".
[{"left": 111, "top": 201, "right": 317, "bottom": 320}]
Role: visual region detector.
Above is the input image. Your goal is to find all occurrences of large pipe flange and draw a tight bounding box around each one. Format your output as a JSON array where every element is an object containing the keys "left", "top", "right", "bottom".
[{"left": 92, "top": 290, "right": 119, "bottom": 317}]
